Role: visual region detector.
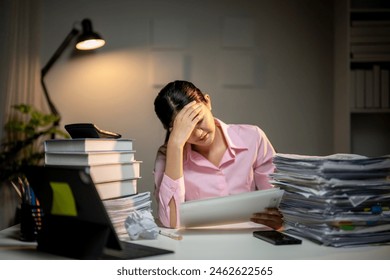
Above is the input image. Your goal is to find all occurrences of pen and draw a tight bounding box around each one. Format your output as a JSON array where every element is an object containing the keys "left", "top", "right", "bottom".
[
  {"left": 23, "top": 177, "right": 35, "bottom": 206},
  {"left": 18, "top": 177, "right": 26, "bottom": 202},
  {"left": 159, "top": 230, "right": 183, "bottom": 240},
  {"left": 10, "top": 181, "right": 22, "bottom": 199}
]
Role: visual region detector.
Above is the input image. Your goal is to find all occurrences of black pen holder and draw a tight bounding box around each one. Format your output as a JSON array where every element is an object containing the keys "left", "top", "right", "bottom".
[{"left": 19, "top": 203, "right": 43, "bottom": 242}]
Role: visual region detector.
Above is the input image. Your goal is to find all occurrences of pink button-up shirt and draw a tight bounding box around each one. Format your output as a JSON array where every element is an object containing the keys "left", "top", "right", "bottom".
[{"left": 153, "top": 118, "right": 276, "bottom": 227}]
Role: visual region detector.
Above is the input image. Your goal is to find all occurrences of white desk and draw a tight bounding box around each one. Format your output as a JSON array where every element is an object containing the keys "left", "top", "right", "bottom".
[{"left": 0, "top": 224, "right": 389, "bottom": 260}]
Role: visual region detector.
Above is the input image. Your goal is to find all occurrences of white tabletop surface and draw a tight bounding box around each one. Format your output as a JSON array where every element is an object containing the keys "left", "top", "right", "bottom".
[{"left": 1, "top": 223, "right": 389, "bottom": 260}]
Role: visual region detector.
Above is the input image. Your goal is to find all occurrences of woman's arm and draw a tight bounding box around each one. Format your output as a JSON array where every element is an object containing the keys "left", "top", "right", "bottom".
[
  {"left": 254, "top": 127, "right": 276, "bottom": 190},
  {"left": 163, "top": 141, "right": 184, "bottom": 228},
  {"left": 154, "top": 148, "right": 185, "bottom": 228},
  {"left": 154, "top": 101, "right": 205, "bottom": 228}
]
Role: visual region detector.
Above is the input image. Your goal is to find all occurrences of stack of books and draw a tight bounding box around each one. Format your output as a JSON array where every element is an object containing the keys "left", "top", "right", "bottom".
[
  {"left": 270, "top": 153, "right": 390, "bottom": 247},
  {"left": 44, "top": 138, "right": 154, "bottom": 239},
  {"left": 44, "top": 138, "right": 141, "bottom": 200}
]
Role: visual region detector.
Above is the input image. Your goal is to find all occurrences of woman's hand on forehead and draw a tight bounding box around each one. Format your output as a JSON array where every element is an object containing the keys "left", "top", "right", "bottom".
[{"left": 168, "top": 101, "right": 205, "bottom": 147}]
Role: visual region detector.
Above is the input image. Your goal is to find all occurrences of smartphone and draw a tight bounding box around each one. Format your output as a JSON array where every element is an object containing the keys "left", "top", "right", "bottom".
[{"left": 253, "top": 230, "right": 302, "bottom": 245}]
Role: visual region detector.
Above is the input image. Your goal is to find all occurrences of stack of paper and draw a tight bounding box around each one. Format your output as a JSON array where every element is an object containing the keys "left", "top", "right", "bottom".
[
  {"left": 270, "top": 153, "right": 390, "bottom": 247},
  {"left": 103, "top": 192, "right": 152, "bottom": 238}
]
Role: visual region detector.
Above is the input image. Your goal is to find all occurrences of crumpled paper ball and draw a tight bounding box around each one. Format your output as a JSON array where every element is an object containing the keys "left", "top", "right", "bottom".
[{"left": 125, "top": 210, "right": 159, "bottom": 240}]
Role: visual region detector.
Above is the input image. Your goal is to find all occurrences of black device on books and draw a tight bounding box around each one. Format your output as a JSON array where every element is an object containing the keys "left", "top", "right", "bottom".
[
  {"left": 65, "top": 123, "right": 121, "bottom": 139},
  {"left": 24, "top": 166, "right": 173, "bottom": 259},
  {"left": 253, "top": 230, "right": 302, "bottom": 245}
]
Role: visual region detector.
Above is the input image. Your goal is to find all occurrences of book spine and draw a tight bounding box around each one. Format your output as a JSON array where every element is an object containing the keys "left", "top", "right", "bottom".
[
  {"left": 89, "top": 162, "right": 141, "bottom": 183},
  {"left": 351, "top": 20, "right": 390, "bottom": 27},
  {"left": 350, "top": 44, "right": 390, "bottom": 54},
  {"left": 350, "top": 70, "right": 356, "bottom": 109},
  {"left": 355, "top": 69, "right": 365, "bottom": 108},
  {"left": 44, "top": 139, "right": 133, "bottom": 153},
  {"left": 350, "top": 36, "right": 390, "bottom": 44},
  {"left": 364, "top": 69, "right": 374, "bottom": 108},
  {"left": 350, "top": 26, "right": 390, "bottom": 37},
  {"left": 44, "top": 152, "right": 136, "bottom": 166},
  {"left": 351, "top": 54, "right": 390, "bottom": 62},
  {"left": 95, "top": 179, "right": 138, "bottom": 200},
  {"left": 381, "top": 69, "right": 390, "bottom": 108},
  {"left": 373, "top": 65, "right": 381, "bottom": 108}
]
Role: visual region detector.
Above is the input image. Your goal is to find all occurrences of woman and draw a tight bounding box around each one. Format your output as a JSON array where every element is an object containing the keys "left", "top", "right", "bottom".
[{"left": 153, "top": 80, "right": 283, "bottom": 229}]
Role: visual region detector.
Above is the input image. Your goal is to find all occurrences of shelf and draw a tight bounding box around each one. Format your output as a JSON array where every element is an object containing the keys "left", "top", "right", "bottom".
[
  {"left": 348, "top": 1, "right": 390, "bottom": 121},
  {"left": 350, "top": 8, "right": 390, "bottom": 13},
  {"left": 351, "top": 58, "right": 390, "bottom": 63},
  {"left": 351, "top": 61, "right": 390, "bottom": 67},
  {"left": 350, "top": 9, "right": 390, "bottom": 23},
  {"left": 350, "top": 0, "right": 390, "bottom": 10},
  {"left": 351, "top": 108, "right": 390, "bottom": 113},
  {"left": 334, "top": 0, "right": 390, "bottom": 155}
]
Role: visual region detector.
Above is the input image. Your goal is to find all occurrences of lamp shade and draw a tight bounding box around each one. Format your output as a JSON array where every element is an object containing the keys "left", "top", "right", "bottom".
[{"left": 75, "top": 19, "right": 105, "bottom": 50}]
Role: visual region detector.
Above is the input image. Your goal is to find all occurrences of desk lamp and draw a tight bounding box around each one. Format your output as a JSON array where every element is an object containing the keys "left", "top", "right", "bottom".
[{"left": 40, "top": 18, "right": 105, "bottom": 130}]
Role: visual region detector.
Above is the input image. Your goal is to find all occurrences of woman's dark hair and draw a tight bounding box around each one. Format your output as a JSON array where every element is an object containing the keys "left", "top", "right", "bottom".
[{"left": 154, "top": 80, "right": 207, "bottom": 142}]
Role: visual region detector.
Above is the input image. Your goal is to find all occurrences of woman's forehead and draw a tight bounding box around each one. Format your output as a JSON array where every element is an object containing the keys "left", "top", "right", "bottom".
[{"left": 170, "top": 101, "right": 206, "bottom": 123}]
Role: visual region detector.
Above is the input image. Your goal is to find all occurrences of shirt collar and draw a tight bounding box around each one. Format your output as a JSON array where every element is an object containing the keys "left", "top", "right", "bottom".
[{"left": 215, "top": 118, "right": 248, "bottom": 152}]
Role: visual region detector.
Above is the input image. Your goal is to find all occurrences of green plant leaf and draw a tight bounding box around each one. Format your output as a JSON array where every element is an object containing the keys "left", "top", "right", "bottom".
[{"left": 0, "top": 103, "right": 68, "bottom": 181}]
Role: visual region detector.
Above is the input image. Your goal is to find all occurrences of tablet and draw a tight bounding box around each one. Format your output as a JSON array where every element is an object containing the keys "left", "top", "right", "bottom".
[
  {"left": 25, "top": 166, "right": 173, "bottom": 259},
  {"left": 179, "top": 188, "right": 284, "bottom": 228}
]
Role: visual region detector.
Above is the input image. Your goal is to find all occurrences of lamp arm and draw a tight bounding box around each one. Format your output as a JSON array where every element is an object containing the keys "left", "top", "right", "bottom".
[
  {"left": 41, "top": 28, "right": 79, "bottom": 76},
  {"left": 40, "top": 28, "right": 79, "bottom": 118},
  {"left": 40, "top": 77, "right": 60, "bottom": 117}
]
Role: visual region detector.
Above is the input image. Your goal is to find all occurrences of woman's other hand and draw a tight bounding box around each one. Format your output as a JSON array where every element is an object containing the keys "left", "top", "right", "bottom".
[{"left": 250, "top": 208, "right": 284, "bottom": 230}]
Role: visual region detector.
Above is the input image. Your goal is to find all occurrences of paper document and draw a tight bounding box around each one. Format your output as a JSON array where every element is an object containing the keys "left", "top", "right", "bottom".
[{"left": 179, "top": 188, "right": 284, "bottom": 228}]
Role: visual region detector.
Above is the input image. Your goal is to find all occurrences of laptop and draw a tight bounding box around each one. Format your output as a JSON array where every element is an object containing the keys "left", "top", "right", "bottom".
[
  {"left": 180, "top": 188, "right": 284, "bottom": 228},
  {"left": 24, "top": 166, "right": 173, "bottom": 260}
]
